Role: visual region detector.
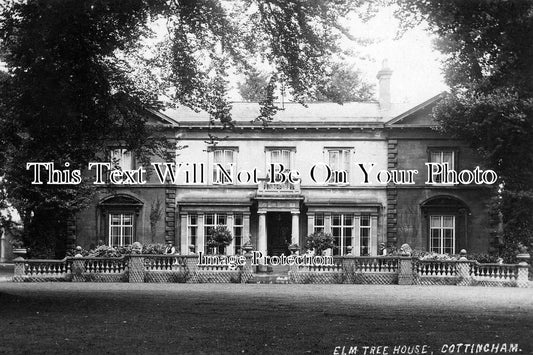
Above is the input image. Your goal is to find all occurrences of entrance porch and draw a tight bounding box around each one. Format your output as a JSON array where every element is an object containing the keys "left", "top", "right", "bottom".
[{"left": 255, "top": 196, "right": 303, "bottom": 256}]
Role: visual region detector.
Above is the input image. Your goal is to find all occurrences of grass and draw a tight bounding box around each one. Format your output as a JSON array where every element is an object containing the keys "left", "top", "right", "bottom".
[{"left": 0, "top": 283, "right": 531, "bottom": 354}]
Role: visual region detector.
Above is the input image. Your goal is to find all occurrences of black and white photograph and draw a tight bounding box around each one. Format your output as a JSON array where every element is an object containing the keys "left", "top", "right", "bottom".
[{"left": 0, "top": 0, "right": 531, "bottom": 354}]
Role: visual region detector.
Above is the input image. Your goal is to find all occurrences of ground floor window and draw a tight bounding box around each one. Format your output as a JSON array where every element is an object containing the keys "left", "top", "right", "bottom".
[
  {"left": 204, "top": 213, "right": 227, "bottom": 253},
  {"left": 185, "top": 212, "right": 246, "bottom": 255},
  {"left": 310, "top": 212, "right": 375, "bottom": 256},
  {"left": 108, "top": 213, "right": 134, "bottom": 247},
  {"left": 429, "top": 215, "right": 455, "bottom": 254},
  {"left": 188, "top": 214, "right": 198, "bottom": 253},
  {"left": 313, "top": 214, "right": 325, "bottom": 233},
  {"left": 331, "top": 214, "right": 353, "bottom": 256},
  {"left": 359, "top": 215, "right": 371, "bottom": 256},
  {"left": 233, "top": 213, "right": 244, "bottom": 254}
]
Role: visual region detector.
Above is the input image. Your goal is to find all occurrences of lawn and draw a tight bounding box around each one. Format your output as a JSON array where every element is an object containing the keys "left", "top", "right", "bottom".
[{"left": 0, "top": 283, "right": 531, "bottom": 354}]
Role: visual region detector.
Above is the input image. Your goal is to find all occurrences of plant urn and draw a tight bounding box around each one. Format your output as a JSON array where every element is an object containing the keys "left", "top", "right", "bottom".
[
  {"left": 288, "top": 243, "right": 299, "bottom": 255},
  {"left": 400, "top": 243, "right": 412, "bottom": 257},
  {"left": 517, "top": 253, "right": 530, "bottom": 265},
  {"left": 459, "top": 249, "right": 468, "bottom": 260},
  {"left": 189, "top": 244, "right": 196, "bottom": 254},
  {"left": 131, "top": 242, "right": 143, "bottom": 254},
  {"left": 12, "top": 248, "right": 27, "bottom": 258},
  {"left": 242, "top": 241, "right": 254, "bottom": 254}
]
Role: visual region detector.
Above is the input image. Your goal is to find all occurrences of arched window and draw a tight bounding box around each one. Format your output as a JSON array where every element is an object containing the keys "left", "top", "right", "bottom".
[
  {"left": 98, "top": 195, "right": 143, "bottom": 247},
  {"left": 421, "top": 196, "right": 470, "bottom": 254}
]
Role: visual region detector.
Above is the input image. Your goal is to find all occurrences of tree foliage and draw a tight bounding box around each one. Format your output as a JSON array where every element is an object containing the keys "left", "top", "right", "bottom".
[
  {"left": 0, "top": 0, "right": 363, "bottom": 256},
  {"left": 206, "top": 225, "right": 233, "bottom": 254},
  {"left": 315, "top": 62, "right": 374, "bottom": 103},
  {"left": 238, "top": 69, "right": 270, "bottom": 102},
  {"left": 396, "top": 0, "right": 533, "bottom": 258},
  {"left": 238, "top": 63, "right": 375, "bottom": 103}
]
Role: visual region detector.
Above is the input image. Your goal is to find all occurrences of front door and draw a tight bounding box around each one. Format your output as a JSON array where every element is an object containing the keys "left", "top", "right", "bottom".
[{"left": 266, "top": 212, "right": 292, "bottom": 256}]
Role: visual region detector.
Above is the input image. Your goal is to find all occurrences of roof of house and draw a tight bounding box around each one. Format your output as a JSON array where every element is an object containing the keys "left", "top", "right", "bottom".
[
  {"left": 159, "top": 101, "right": 414, "bottom": 124},
  {"left": 153, "top": 92, "right": 446, "bottom": 128},
  {"left": 385, "top": 92, "right": 447, "bottom": 127}
]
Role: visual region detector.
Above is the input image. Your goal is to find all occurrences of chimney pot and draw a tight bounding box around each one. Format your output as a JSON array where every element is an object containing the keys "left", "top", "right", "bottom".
[{"left": 376, "top": 59, "right": 393, "bottom": 110}]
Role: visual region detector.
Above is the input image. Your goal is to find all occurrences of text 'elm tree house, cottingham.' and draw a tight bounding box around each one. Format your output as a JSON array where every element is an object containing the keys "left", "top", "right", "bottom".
[{"left": 74, "top": 65, "right": 494, "bottom": 256}]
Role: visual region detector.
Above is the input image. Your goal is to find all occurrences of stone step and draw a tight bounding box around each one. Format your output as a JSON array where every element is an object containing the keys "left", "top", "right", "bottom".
[
  {"left": 270, "top": 264, "right": 290, "bottom": 273},
  {"left": 246, "top": 273, "right": 290, "bottom": 284},
  {"left": 255, "top": 264, "right": 290, "bottom": 274}
]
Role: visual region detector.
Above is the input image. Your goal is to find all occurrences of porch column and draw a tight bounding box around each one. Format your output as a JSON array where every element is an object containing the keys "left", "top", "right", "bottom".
[
  {"left": 257, "top": 210, "right": 267, "bottom": 255},
  {"left": 291, "top": 210, "right": 300, "bottom": 245},
  {"left": 243, "top": 212, "right": 250, "bottom": 244},
  {"left": 307, "top": 213, "right": 314, "bottom": 235}
]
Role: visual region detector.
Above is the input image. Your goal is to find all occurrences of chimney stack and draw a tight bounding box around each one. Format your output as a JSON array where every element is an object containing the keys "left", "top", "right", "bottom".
[{"left": 376, "top": 59, "right": 393, "bottom": 110}]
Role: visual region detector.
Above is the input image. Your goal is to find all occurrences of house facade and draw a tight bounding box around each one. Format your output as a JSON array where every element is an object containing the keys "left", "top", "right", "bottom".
[{"left": 73, "top": 70, "right": 494, "bottom": 257}]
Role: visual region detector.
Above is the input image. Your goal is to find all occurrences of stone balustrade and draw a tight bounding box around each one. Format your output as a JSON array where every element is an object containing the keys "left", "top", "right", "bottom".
[
  {"left": 13, "top": 258, "right": 71, "bottom": 282},
  {"left": 11, "top": 251, "right": 530, "bottom": 287}
]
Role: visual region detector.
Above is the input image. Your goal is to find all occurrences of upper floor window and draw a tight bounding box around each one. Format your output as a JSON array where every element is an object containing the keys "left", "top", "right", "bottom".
[
  {"left": 110, "top": 148, "right": 133, "bottom": 171},
  {"left": 266, "top": 148, "right": 295, "bottom": 184},
  {"left": 327, "top": 149, "right": 351, "bottom": 184},
  {"left": 428, "top": 150, "right": 455, "bottom": 184},
  {"left": 212, "top": 149, "right": 236, "bottom": 184},
  {"left": 267, "top": 149, "right": 292, "bottom": 171}
]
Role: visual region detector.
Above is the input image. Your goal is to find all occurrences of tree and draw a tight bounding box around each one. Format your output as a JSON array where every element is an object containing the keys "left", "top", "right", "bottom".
[
  {"left": 0, "top": 0, "right": 363, "bottom": 256},
  {"left": 396, "top": 0, "right": 533, "bottom": 259},
  {"left": 238, "top": 63, "right": 375, "bottom": 103},
  {"left": 238, "top": 69, "right": 270, "bottom": 102},
  {"left": 0, "top": 0, "right": 173, "bottom": 257},
  {"left": 315, "top": 63, "right": 374, "bottom": 103}
]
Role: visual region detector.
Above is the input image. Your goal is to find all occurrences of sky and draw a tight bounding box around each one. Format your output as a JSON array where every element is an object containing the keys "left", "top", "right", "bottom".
[
  {"left": 221, "top": 4, "right": 448, "bottom": 105},
  {"left": 345, "top": 5, "right": 448, "bottom": 104}
]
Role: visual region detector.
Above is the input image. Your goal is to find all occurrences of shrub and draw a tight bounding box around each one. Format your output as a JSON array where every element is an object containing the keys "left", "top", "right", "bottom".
[
  {"left": 419, "top": 252, "right": 458, "bottom": 261},
  {"left": 66, "top": 246, "right": 90, "bottom": 257},
  {"left": 88, "top": 245, "right": 125, "bottom": 257},
  {"left": 142, "top": 243, "right": 166, "bottom": 254},
  {"left": 467, "top": 253, "right": 501, "bottom": 263}
]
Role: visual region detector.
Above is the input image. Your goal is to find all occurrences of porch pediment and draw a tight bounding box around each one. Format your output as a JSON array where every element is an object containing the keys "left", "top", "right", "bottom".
[{"left": 255, "top": 196, "right": 303, "bottom": 212}]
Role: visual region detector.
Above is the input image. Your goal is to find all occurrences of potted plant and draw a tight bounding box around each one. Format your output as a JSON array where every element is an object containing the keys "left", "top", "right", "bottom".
[
  {"left": 206, "top": 225, "right": 233, "bottom": 255},
  {"left": 304, "top": 231, "right": 334, "bottom": 256}
]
